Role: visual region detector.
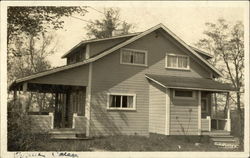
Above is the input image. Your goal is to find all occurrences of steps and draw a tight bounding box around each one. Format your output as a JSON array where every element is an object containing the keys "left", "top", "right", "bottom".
[
  {"left": 208, "top": 131, "right": 239, "bottom": 149},
  {"left": 49, "top": 128, "right": 88, "bottom": 140}
]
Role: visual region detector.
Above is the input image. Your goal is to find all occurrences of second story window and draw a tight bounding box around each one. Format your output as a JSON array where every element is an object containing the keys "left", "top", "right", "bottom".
[
  {"left": 166, "top": 54, "right": 189, "bottom": 70},
  {"left": 121, "top": 48, "right": 147, "bottom": 66}
]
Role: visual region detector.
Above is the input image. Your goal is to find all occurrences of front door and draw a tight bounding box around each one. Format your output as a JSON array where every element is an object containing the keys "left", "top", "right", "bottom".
[{"left": 54, "top": 93, "right": 68, "bottom": 128}]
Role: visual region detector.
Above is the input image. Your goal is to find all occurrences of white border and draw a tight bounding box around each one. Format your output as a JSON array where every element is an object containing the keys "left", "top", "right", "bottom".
[{"left": 1, "top": 1, "right": 249, "bottom": 158}]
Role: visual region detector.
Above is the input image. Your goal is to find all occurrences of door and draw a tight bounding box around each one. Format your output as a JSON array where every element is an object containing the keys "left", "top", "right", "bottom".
[{"left": 54, "top": 93, "right": 67, "bottom": 128}]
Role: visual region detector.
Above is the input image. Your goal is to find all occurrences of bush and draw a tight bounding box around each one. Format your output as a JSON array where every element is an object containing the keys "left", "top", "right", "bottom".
[{"left": 7, "top": 100, "right": 49, "bottom": 151}]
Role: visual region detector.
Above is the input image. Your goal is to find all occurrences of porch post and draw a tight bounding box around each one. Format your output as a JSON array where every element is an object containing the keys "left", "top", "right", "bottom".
[
  {"left": 226, "top": 92, "right": 231, "bottom": 132},
  {"left": 165, "top": 88, "right": 170, "bottom": 135},
  {"left": 22, "top": 82, "right": 28, "bottom": 113},
  {"left": 198, "top": 91, "right": 201, "bottom": 135},
  {"left": 86, "top": 63, "right": 93, "bottom": 137}
]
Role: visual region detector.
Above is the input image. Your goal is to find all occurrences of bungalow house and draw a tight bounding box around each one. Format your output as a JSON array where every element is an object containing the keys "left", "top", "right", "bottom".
[{"left": 9, "top": 24, "right": 235, "bottom": 139}]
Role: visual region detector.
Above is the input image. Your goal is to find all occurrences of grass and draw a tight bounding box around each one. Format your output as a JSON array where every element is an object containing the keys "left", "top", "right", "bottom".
[{"left": 26, "top": 134, "right": 242, "bottom": 152}]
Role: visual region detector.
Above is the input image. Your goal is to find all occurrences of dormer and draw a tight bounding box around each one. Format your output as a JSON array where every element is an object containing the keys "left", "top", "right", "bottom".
[{"left": 66, "top": 44, "right": 90, "bottom": 65}]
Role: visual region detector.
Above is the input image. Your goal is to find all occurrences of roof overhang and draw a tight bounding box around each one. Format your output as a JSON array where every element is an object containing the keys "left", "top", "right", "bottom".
[{"left": 145, "top": 74, "right": 236, "bottom": 92}]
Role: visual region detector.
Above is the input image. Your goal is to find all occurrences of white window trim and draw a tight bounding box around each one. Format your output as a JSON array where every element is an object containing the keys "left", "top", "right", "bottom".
[
  {"left": 201, "top": 97, "right": 209, "bottom": 113},
  {"left": 107, "top": 93, "right": 136, "bottom": 111},
  {"left": 165, "top": 53, "right": 190, "bottom": 70},
  {"left": 173, "top": 89, "right": 195, "bottom": 100},
  {"left": 120, "top": 48, "right": 148, "bottom": 67}
]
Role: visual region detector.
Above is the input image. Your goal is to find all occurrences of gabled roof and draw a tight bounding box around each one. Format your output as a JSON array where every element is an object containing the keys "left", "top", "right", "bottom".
[
  {"left": 61, "top": 32, "right": 141, "bottom": 58},
  {"left": 145, "top": 74, "right": 235, "bottom": 92},
  {"left": 188, "top": 46, "right": 213, "bottom": 59},
  {"left": 12, "top": 23, "right": 223, "bottom": 87}
]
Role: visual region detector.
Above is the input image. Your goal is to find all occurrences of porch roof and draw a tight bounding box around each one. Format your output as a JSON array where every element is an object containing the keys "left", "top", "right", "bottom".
[{"left": 145, "top": 74, "right": 236, "bottom": 92}]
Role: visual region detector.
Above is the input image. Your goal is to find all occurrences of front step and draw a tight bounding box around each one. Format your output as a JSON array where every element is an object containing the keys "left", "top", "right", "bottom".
[
  {"left": 49, "top": 128, "right": 87, "bottom": 140},
  {"left": 208, "top": 132, "right": 239, "bottom": 148}
]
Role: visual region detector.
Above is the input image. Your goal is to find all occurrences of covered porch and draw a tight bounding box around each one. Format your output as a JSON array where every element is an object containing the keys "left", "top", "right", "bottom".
[
  {"left": 9, "top": 65, "right": 90, "bottom": 136},
  {"left": 146, "top": 74, "right": 235, "bottom": 136}
]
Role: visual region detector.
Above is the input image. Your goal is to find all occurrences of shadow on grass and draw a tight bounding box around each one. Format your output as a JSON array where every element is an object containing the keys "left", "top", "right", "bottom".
[{"left": 11, "top": 133, "right": 243, "bottom": 152}]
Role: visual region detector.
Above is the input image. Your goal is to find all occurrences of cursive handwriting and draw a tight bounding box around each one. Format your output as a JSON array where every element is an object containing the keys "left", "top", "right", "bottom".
[{"left": 14, "top": 152, "right": 78, "bottom": 158}]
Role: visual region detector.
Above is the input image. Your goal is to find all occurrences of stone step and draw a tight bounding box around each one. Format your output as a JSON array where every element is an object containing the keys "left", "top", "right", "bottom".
[
  {"left": 51, "top": 135, "right": 89, "bottom": 140},
  {"left": 210, "top": 135, "right": 233, "bottom": 138},
  {"left": 211, "top": 137, "right": 238, "bottom": 142}
]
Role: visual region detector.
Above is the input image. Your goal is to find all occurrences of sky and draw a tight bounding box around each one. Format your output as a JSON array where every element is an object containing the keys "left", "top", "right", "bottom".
[{"left": 47, "top": 1, "right": 246, "bottom": 67}]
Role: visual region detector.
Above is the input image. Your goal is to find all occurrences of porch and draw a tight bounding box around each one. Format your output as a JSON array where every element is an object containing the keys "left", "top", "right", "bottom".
[
  {"left": 9, "top": 82, "right": 88, "bottom": 137},
  {"left": 146, "top": 74, "right": 235, "bottom": 136}
]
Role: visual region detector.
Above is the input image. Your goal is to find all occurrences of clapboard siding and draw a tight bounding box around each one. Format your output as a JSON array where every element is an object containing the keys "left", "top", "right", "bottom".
[
  {"left": 89, "top": 37, "right": 131, "bottom": 57},
  {"left": 201, "top": 119, "right": 210, "bottom": 131},
  {"left": 90, "top": 31, "right": 211, "bottom": 136},
  {"left": 29, "top": 115, "right": 52, "bottom": 133},
  {"left": 170, "top": 90, "right": 199, "bottom": 135},
  {"left": 149, "top": 81, "right": 166, "bottom": 134},
  {"left": 29, "top": 65, "right": 89, "bottom": 86}
]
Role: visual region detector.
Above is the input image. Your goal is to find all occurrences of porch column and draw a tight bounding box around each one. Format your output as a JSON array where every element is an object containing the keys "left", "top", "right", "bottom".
[
  {"left": 198, "top": 91, "right": 201, "bottom": 135},
  {"left": 86, "top": 63, "right": 93, "bottom": 137},
  {"left": 226, "top": 92, "right": 231, "bottom": 132},
  {"left": 22, "top": 82, "right": 28, "bottom": 113}
]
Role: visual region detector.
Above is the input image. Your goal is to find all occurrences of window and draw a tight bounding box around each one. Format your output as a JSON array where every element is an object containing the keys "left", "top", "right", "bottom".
[
  {"left": 201, "top": 98, "right": 208, "bottom": 113},
  {"left": 107, "top": 93, "right": 136, "bottom": 110},
  {"left": 166, "top": 54, "right": 189, "bottom": 69},
  {"left": 121, "top": 48, "right": 147, "bottom": 66},
  {"left": 174, "top": 90, "right": 194, "bottom": 99}
]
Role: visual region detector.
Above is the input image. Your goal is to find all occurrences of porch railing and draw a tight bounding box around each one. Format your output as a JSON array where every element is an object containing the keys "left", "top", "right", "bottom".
[
  {"left": 28, "top": 112, "right": 54, "bottom": 132},
  {"left": 72, "top": 113, "right": 87, "bottom": 132},
  {"left": 201, "top": 116, "right": 211, "bottom": 131}
]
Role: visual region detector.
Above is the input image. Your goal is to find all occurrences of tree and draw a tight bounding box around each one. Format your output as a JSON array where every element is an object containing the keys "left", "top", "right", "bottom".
[
  {"left": 85, "top": 8, "right": 134, "bottom": 39},
  {"left": 196, "top": 18, "right": 244, "bottom": 145},
  {"left": 7, "top": 6, "right": 87, "bottom": 44}
]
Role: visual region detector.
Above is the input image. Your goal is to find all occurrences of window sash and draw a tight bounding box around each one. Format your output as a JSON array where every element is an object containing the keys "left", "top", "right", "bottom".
[
  {"left": 121, "top": 49, "right": 147, "bottom": 66},
  {"left": 108, "top": 94, "right": 135, "bottom": 110},
  {"left": 174, "top": 90, "right": 194, "bottom": 99},
  {"left": 166, "top": 54, "right": 189, "bottom": 69}
]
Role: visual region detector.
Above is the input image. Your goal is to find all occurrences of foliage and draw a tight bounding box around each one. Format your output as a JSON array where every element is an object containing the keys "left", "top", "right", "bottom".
[
  {"left": 22, "top": 134, "right": 242, "bottom": 151},
  {"left": 7, "top": 100, "right": 49, "bottom": 151},
  {"left": 85, "top": 8, "right": 134, "bottom": 39},
  {"left": 196, "top": 18, "right": 244, "bottom": 145},
  {"left": 7, "top": 6, "right": 87, "bottom": 43}
]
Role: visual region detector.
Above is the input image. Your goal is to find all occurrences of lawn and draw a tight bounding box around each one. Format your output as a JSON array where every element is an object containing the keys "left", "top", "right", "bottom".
[{"left": 27, "top": 134, "right": 241, "bottom": 152}]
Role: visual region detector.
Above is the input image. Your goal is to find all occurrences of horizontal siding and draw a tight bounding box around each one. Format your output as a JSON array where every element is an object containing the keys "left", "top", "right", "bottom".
[
  {"left": 201, "top": 119, "right": 210, "bottom": 131},
  {"left": 89, "top": 37, "right": 130, "bottom": 57},
  {"left": 170, "top": 90, "right": 199, "bottom": 135},
  {"left": 90, "top": 31, "right": 211, "bottom": 137},
  {"left": 149, "top": 81, "right": 166, "bottom": 134},
  {"left": 29, "top": 115, "right": 52, "bottom": 133},
  {"left": 30, "top": 65, "right": 89, "bottom": 86},
  {"left": 74, "top": 116, "right": 87, "bottom": 132}
]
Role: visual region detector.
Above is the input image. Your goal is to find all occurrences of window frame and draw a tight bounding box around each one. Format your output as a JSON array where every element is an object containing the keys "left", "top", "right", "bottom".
[
  {"left": 165, "top": 54, "right": 190, "bottom": 70},
  {"left": 120, "top": 48, "right": 148, "bottom": 67},
  {"left": 107, "top": 93, "right": 136, "bottom": 111},
  {"left": 173, "top": 89, "right": 195, "bottom": 100}
]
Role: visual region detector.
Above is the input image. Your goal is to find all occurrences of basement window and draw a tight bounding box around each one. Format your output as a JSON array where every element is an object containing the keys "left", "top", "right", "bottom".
[{"left": 107, "top": 93, "right": 136, "bottom": 110}]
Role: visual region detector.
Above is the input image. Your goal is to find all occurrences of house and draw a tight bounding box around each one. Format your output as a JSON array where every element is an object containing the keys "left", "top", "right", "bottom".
[{"left": 9, "top": 24, "right": 235, "bottom": 138}]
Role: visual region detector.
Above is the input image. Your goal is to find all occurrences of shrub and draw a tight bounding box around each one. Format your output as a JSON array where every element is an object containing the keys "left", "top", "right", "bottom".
[{"left": 7, "top": 99, "right": 49, "bottom": 151}]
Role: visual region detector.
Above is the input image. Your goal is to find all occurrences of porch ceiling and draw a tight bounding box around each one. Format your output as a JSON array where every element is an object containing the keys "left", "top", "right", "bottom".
[{"left": 145, "top": 74, "right": 236, "bottom": 92}]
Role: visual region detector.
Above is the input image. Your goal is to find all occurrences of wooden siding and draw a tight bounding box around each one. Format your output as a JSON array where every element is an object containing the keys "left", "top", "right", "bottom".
[
  {"left": 29, "top": 115, "right": 52, "bottom": 133},
  {"left": 170, "top": 89, "right": 199, "bottom": 135},
  {"left": 201, "top": 118, "right": 210, "bottom": 131},
  {"left": 90, "top": 31, "right": 211, "bottom": 136},
  {"left": 29, "top": 65, "right": 89, "bottom": 86},
  {"left": 89, "top": 37, "right": 130, "bottom": 58},
  {"left": 74, "top": 116, "right": 87, "bottom": 132},
  {"left": 149, "top": 81, "right": 166, "bottom": 134}
]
